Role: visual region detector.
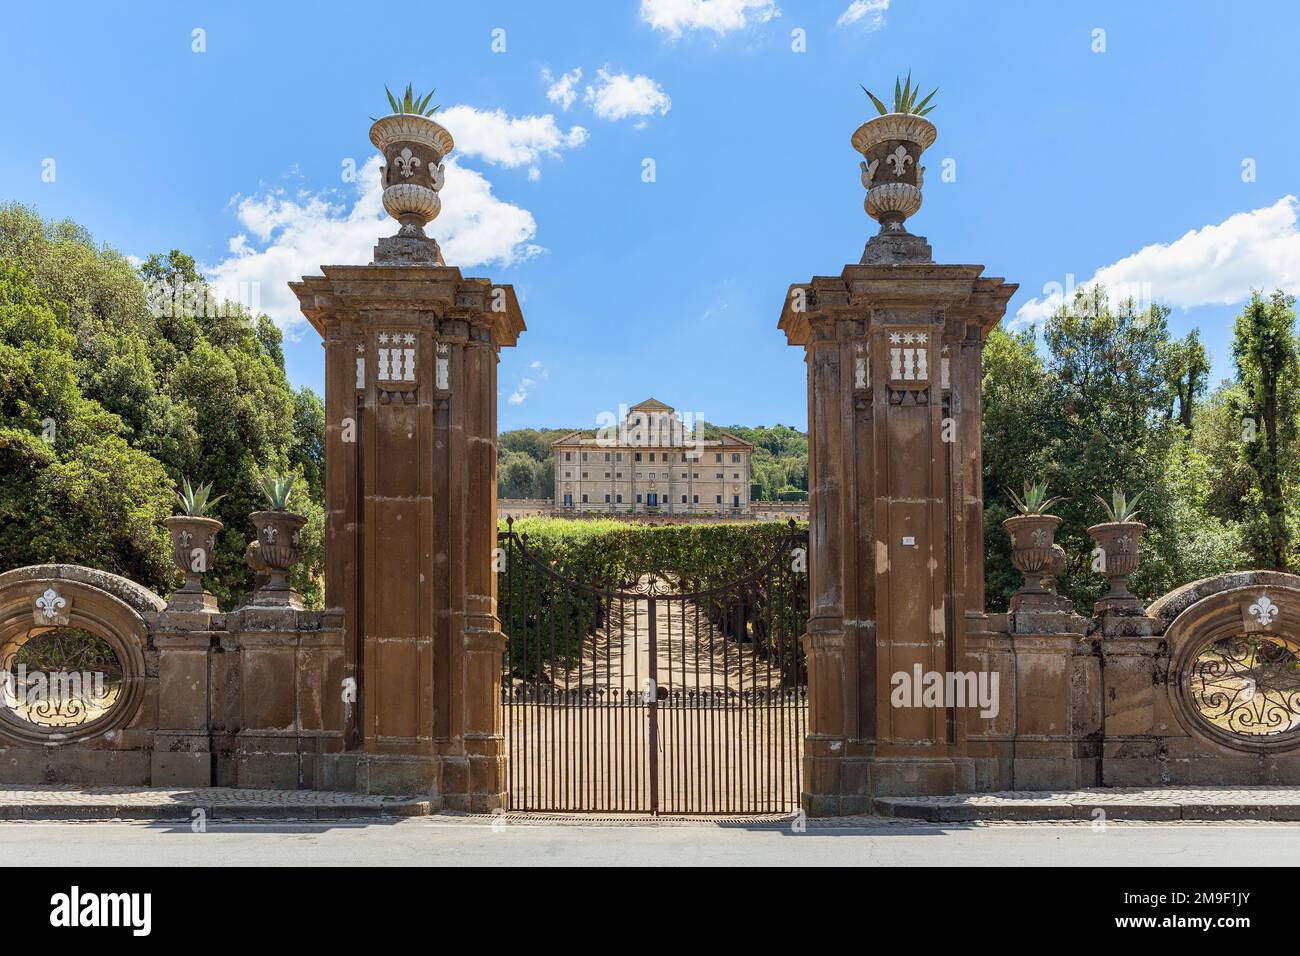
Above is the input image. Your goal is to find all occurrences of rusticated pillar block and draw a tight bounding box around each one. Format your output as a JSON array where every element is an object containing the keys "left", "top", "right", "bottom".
[
  {"left": 292, "top": 263, "right": 523, "bottom": 804},
  {"left": 151, "top": 627, "right": 216, "bottom": 787},
  {"left": 780, "top": 263, "right": 1016, "bottom": 813}
]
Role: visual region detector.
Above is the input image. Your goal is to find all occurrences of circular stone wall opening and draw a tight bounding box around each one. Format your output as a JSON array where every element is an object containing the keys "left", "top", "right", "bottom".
[
  {"left": 1, "top": 626, "right": 125, "bottom": 734},
  {"left": 1185, "top": 632, "right": 1300, "bottom": 745}
]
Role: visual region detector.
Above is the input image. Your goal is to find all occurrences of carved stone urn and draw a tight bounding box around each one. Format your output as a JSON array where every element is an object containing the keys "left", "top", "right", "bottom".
[
  {"left": 248, "top": 510, "right": 306, "bottom": 597},
  {"left": 1003, "top": 514, "right": 1062, "bottom": 595},
  {"left": 1088, "top": 520, "right": 1147, "bottom": 610},
  {"left": 162, "top": 515, "right": 222, "bottom": 611},
  {"left": 369, "top": 112, "right": 453, "bottom": 263},
  {"left": 852, "top": 113, "right": 936, "bottom": 263}
]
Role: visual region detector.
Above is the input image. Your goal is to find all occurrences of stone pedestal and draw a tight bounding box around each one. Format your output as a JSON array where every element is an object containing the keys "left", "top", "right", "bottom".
[
  {"left": 291, "top": 262, "right": 523, "bottom": 809},
  {"left": 780, "top": 262, "right": 1015, "bottom": 814}
]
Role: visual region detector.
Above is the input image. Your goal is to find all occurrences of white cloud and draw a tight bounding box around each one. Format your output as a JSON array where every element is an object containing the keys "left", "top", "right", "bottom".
[
  {"left": 542, "top": 67, "right": 583, "bottom": 111},
  {"left": 640, "top": 0, "right": 779, "bottom": 37},
  {"left": 584, "top": 69, "right": 672, "bottom": 123},
  {"left": 205, "top": 155, "right": 540, "bottom": 334},
  {"left": 436, "top": 104, "right": 587, "bottom": 170},
  {"left": 508, "top": 361, "right": 548, "bottom": 405},
  {"left": 1013, "top": 196, "right": 1300, "bottom": 328},
  {"left": 836, "top": 0, "right": 889, "bottom": 29}
]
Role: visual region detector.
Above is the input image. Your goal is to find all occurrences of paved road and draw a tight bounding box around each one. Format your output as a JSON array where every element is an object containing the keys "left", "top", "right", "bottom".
[{"left": 10, "top": 818, "right": 1300, "bottom": 866}]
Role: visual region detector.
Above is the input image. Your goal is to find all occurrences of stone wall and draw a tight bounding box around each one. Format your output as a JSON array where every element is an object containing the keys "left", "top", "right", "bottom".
[{"left": 0, "top": 565, "right": 348, "bottom": 790}]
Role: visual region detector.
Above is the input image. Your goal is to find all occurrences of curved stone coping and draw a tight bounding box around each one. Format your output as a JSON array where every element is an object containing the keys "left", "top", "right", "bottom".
[
  {"left": 0, "top": 565, "right": 166, "bottom": 615},
  {"left": 1146, "top": 570, "right": 1300, "bottom": 629}
]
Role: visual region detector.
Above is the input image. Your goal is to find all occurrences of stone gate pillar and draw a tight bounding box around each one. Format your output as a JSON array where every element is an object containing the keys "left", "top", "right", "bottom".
[
  {"left": 779, "top": 112, "right": 1015, "bottom": 814},
  {"left": 291, "top": 112, "right": 523, "bottom": 809}
]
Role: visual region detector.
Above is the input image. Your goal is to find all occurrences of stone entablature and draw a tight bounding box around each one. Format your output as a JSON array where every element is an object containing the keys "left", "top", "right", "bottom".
[{"left": 552, "top": 398, "right": 753, "bottom": 516}]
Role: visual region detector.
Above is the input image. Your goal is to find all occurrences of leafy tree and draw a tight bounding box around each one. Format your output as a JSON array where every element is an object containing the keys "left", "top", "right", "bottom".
[
  {"left": 1231, "top": 290, "right": 1300, "bottom": 569},
  {"left": 1163, "top": 329, "right": 1210, "bottom": 431},
  {"left": 981, "top": 325, "right": 1058, "bottom": 608},
  {"left": 0, "top": 204, "right": 326, "bottom": 608},
  {"left": 0, "top": 261, "right": 173, "bottom": 584}
]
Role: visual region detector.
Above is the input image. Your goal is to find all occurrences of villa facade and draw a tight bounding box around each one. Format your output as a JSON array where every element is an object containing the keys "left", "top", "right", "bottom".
[{"left": 552, "top": 399, "right": 753, "bottom": 516}]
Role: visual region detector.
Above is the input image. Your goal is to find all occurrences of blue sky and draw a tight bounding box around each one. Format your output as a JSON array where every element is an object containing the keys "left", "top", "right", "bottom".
[{"left": 3, "top": 0, "right": 1298, "bottom": 431}]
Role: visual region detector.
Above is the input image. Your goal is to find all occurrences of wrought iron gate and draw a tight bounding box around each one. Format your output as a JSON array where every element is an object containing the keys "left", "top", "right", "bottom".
[{"left": 498, "top": 520, "right": 808, "bottom": 814}]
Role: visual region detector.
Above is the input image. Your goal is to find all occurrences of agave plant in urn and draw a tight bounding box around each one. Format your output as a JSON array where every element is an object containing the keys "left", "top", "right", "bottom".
[
  {"left": 163, "top": 479, "right": 224, "bottom": 611},
  {"left": 370, "top": 83, "right": 452, "bottom": 265},
  {"left": 1003, "top": 481, "right": 1067, "bottom": 610},
  {"left": 854, "top": 73, "right": 938, "bottom": 264},
  {"left": 249, "top": 475, "right": 306, "bottom": 607},
  {"left": 1088, "top": 489, "right": 1147, "bottom": 613}
]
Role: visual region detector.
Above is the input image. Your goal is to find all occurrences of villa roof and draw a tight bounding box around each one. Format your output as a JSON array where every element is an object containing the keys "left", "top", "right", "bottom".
[{"left": 629, "top": 397, "right": 673, "bottom": 412}]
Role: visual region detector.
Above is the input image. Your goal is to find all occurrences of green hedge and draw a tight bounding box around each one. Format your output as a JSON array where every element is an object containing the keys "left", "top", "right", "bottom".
[{"left": 496, "top": 519, "right": 809, "bottom": 683}]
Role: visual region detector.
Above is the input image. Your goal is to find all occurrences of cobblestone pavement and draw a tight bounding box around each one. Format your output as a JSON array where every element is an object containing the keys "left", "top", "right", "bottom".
[
  {"left": 875, "top": 786, "right": 1300, "bottom": 822},
  {"left": 0, "top": 786, "right": 430, "bottom": 819},
  {"left": 5, "top": 784, "right": 1300, "bottom": 823}
]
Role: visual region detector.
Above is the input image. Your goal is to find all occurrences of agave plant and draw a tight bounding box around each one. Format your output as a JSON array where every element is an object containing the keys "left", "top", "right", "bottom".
[
  {"left": 1007, "top": 481, "right": 1063, "bottom": 516},
  {"left": 258, "top": 475, "right": 296, "bottom": 511},
  {"left": 1095, "top": 488, "right": 1144, "bottom": 523},
  {"left": 861, "top": 72, "right": 937, "bottom": 117},
  {"left": 382, "top": 83, "right": 439, "bottom": 117},
  {"left": 174, "top": 478, "right": 223, "bottom": 517}
]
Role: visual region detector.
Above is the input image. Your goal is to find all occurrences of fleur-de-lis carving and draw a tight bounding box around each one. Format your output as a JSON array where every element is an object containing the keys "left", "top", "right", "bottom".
[
  {"left": 394, "top": 146, "right": 422, "bottom": 178},
  {"left": 179, "top": 530, "right": 192, "bottom": 548},
  {"left": 262, "top": 524, "right": 278, "bottom": 544},
  {"left": 1249, "top": 594, "right": 1279, "bottom": 626},
  {"left": 1030, "top": 528, "right": 1050, "bottom": 548},
  {"left": 430, "top": 162, "right": 446, "bottom": 191},
  {"left": 886, "top": 145, "right": 913, "bottom": 177},
  {"left": 35, "top": 588, "right": 66, "bottom": 620},
  {"left": 860, "top": 158, "right": 879, "bottom": 189}
]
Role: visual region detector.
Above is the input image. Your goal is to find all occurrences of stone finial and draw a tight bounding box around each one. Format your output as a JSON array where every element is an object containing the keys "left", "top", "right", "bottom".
[
  {"left": 369, "top": 111, "right": 454, "bottom": 265},
  {"left": 851, "top": 113, "right": 936, "bottom": 264}
]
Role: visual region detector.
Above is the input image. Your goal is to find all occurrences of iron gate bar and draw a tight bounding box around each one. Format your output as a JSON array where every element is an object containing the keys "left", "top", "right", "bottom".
[{"left": 499, "top": 519, "right": 808, "bottom": 814}]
